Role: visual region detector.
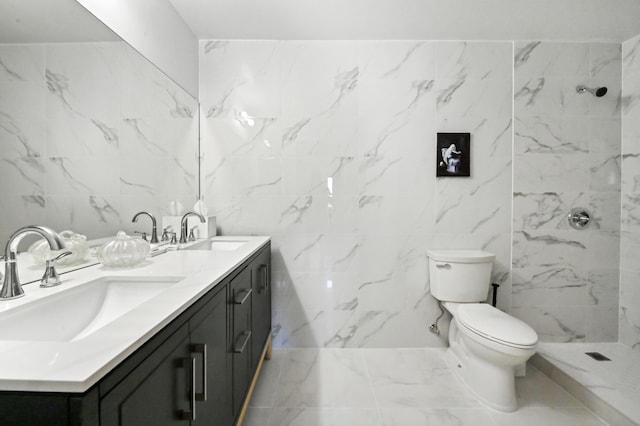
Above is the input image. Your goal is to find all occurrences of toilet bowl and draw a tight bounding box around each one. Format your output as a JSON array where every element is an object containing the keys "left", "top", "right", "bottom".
[
  {"left": 443, "top": 301, "right": 537, "bottom": 412},
  {"left": 427, "top": 250, "right": 538, "bottom": 412}
]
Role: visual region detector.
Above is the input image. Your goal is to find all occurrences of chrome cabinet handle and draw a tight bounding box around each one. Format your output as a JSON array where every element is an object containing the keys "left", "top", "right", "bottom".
[
  {"left": 233, "top": 331, "right": 252, "bottom": 353},
  {"left": 191, "top": 343, "right": 207, "bottom": 401},
  {"left": 259, "top": 264, "right": 269, "bottom": 293},
  {"left": 435, "top": 263, "right": 451, "bottom": 269},
  {"left": 180, "top": 357, "right": 196, "bottom": 420},
  {"left": 233, "top": 288, "right": 252, "bottom": 304}
]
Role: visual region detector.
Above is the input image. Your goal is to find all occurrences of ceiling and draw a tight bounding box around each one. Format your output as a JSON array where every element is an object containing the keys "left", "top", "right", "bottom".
[
  {"left": 0, "top": 0, "right": 119, "bottom": 43},
  {"left": 169, "top": 0, "right": 640, "bottom": 42}
]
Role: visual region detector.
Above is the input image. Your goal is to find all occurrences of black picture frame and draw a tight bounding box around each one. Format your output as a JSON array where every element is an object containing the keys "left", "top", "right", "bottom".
[{"left": 436, "top": 133, "right": 470, "bottom": 177}]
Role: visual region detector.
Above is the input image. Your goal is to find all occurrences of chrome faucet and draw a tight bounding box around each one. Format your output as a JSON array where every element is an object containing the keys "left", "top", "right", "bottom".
[
  {"left": 180, "top": 212, "right": 205, "bottom": 244},
  {"left": 40, "top": 251, "right": 72, "bottom": 288},
  {"left": 132, "top": 211, "right": 159, "bottom": 244},
  {"left": 0, "top": 226, "right": 65, "bottom": 300}
]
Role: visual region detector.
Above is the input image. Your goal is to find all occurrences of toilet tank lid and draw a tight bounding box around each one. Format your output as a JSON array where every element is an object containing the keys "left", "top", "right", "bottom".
[{"left": 427, "top": 250, "right": 495, "bottom": 263}]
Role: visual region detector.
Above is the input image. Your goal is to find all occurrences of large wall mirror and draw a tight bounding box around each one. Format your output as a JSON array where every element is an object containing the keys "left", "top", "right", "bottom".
[{"left": 0, "top": 0, "right": 200, "bottom": 252}]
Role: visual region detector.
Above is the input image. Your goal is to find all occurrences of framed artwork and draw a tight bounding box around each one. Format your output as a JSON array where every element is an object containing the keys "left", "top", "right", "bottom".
[{"left": 436, "top": 133, "right": 470, "bottom": 177}]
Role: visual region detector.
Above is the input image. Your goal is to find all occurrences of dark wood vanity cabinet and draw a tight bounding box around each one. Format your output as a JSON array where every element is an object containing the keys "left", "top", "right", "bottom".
[
  {"left": 191, "top": 284, "right": 233, "bottom": 426},
  {"left": 229, "top": 243, "right": 272, "bottom": 422},
  {"left": 100, "top": 322, "right": 193, "bottom": 426},
  {"left": 251, "top": 247, "right": 271, "bottom": 375},
  {"left": 0, "top": 242, "right": 271, "bottom": 426}
]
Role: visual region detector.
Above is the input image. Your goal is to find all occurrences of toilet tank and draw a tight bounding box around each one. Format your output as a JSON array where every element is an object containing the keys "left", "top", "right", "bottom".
[{"left": 427, "top": 250, "right": 496, "bottom": 302}]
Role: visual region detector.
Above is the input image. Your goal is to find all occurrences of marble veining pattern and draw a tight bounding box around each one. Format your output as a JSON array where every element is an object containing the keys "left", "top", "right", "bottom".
[
  {"left": 200, "top": 40, "right": 513, "bottom": 348},
  {"left": 621, "top": 34, "right": 640, "bottom": 352},
  {"left": 0, "top": 42, "right": 198, "bottom": 247},
  {"left": 201, "top": 39, "right": 623, "bottom": 349},
  {"left": 243, "top": 348, "right": 607, "bottom": 426},
  {"left": 513, "top": 41, "right": 621, "bottom": 343}
]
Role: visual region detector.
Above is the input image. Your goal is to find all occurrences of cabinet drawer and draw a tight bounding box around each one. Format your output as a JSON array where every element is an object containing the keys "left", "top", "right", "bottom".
[
  {"left": 229, "top": 266, "right": 252, "bottom": 417},
  {"left": 230, "top": 266, "right": 252, "bottom": 341}
]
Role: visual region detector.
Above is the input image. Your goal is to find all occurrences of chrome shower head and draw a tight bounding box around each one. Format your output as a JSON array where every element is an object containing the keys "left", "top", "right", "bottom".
[{"left": 576, "top": 85, "right": 607, "bottom": 97}]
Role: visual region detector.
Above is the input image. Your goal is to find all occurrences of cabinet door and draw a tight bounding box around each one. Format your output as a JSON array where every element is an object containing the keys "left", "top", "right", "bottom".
[
  {"left": 229, "top": 266, "right": 252, "bottom": 418},
  {"left": 190, "top": 286, "right": 232, "bottom": 426},
  {"left": 251, "top": 245, "right": 271, "bottom": 372},
  {"left": 100, "top": 324, "right": 193, "bottom": 426}
]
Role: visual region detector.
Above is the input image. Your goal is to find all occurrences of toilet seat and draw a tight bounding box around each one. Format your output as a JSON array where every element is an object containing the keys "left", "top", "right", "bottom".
[{"left": 456, "top": 304, "right": 538, "bottom": 349}]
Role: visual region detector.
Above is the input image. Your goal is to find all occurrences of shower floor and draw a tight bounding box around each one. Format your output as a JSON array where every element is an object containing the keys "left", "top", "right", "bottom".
[{"left": 532, "top": 342, "right": 640, "bottom": 425}]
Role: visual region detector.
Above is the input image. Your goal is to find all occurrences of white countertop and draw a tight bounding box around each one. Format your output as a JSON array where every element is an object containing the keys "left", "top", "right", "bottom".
[{"left": 0, "top": 236, "right": 270, "bottom": 393}]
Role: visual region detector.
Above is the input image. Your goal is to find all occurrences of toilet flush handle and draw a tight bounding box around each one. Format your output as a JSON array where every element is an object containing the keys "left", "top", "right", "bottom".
[{"left": 435, "top": 263, "right": 452, "bottom": 269}]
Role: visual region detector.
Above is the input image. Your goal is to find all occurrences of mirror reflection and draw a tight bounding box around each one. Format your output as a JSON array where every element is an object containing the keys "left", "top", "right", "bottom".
[{"left": 0, "top": 0, "right": 199, "bottom": 252}]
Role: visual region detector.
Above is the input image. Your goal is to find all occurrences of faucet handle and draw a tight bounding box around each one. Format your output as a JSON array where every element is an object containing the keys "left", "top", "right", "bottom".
[
  {"left": 188, "top": 226, "right": 197, "bottom": 242},
  {"left": 134, "top": 231, "right": 148, "bottom": 241},
  {"left": 40, "top": 251, "right": 72, "bottom": 288},
  {"left": 52, "top": 251, "right": 72, "bottom": 262},
  {"left": 170, "top": 232, "right": 177, "bottom": 245},
  {"left": 161, "top": 227, "right": 171, "bottom": 241}
]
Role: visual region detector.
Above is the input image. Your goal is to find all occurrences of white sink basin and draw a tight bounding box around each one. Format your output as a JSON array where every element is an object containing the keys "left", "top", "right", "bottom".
[
  {"left": 183, "top": 240, "right": 248, "bottom": 251},
  {"left": 0, "top": 276, "right": 183, "bottom": 342}
]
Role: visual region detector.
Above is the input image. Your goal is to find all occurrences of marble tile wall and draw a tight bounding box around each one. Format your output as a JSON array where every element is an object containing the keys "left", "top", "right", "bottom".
[
  {"left": 621, "top": 34, "right": 640, "bottom": 351},
  {"left": 512, "top": 42, "right": 622, "bottom": 342},
  {"left": 200, "top": 40, "right": 513, "bottom": 347},
  {"left": 0, "top": 42, "right": 198, "bottom": 247}
]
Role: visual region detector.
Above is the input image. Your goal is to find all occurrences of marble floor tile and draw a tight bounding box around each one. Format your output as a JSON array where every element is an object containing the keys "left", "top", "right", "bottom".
[
  {"left": 249, "top": 349, "right": 284, "bottom": 408},
  {"left": 267, "top": 408, "right": 382, "bottom": 426},
  {"left": 363, "top": 348, "right": 481, "bottom": 408},
  {"left": 378, "top": 408, "right": 497, "bottom": 426},
  {"left": 271, "top": 349, "right": 377, "bottom": 408},
  {"left": 246, "top": 348, "right": 610, "bottom": 426},
  {"left": 243, "top": 408, "right": 271, "bottom": 426},
  {"left": 489, "top": 406, "right": 607, "bottom": 426}
]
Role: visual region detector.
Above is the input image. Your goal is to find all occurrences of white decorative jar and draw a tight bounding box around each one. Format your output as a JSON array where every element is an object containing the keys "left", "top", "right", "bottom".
[
  {"left": 29, "top": 230, "right": 89, "bottom": 266},
  {"left": 96, "top": 231, "right": 150, "bottom": 267}
]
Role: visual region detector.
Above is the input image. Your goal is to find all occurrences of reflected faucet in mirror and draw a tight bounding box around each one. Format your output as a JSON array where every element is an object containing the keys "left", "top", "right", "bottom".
[
  {"left": 0, "top": 226, "right": 65, "bottom": 300},
  {"left": 180, "top": 212, "right": 205, "bottom": 244},
  {"left": 132, "top": 212, "right": 159, "bottom": 244}
]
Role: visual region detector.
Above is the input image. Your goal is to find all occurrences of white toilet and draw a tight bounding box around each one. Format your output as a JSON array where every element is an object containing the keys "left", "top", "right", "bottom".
[{"left": 427, "top": 249, "right": 538, "bottom": 412}]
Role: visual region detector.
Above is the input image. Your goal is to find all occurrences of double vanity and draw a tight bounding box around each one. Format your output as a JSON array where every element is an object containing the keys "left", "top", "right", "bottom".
[{"left": 0, "top": 236, "right": 271, "bottom": 426}]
